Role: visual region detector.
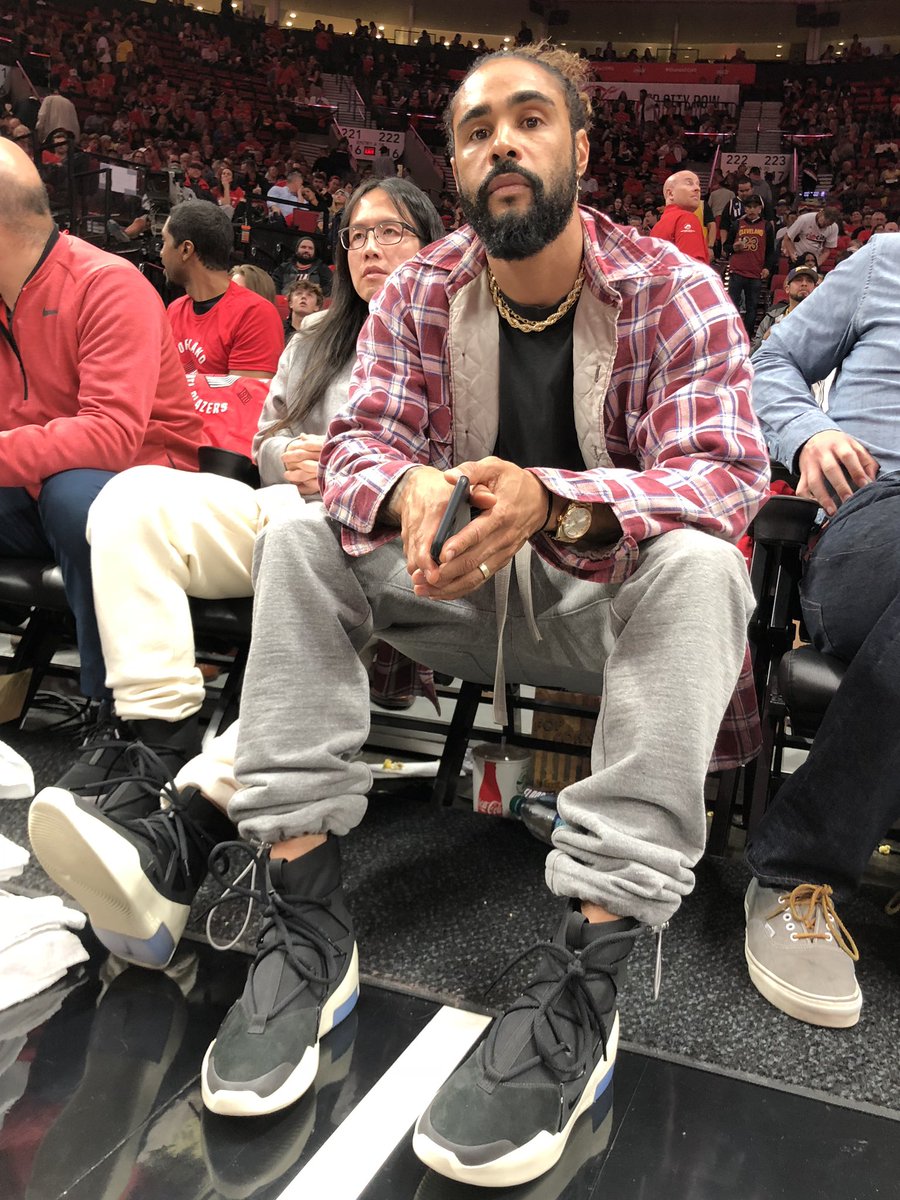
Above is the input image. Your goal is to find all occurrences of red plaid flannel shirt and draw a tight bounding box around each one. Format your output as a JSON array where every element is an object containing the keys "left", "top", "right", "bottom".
[{"left": 321, "top": 211, "right": 770, "bottom": 768}]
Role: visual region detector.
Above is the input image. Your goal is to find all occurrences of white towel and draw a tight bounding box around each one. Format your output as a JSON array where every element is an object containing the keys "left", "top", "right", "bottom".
[
  {"left": 0, "top": 740, "right": 34, "bottom": 800},
  {"left": 0, "top": 834, "right": 29, "bottom": 883},
  {"left": 0, "top": 928, "right": 89, "bottom": 1012},
  {"left": 0, "top": 891, "right": 89, "bottom": 1013},
  {"left": 0, "top": 892, "right": 86, "bottom": 954}
]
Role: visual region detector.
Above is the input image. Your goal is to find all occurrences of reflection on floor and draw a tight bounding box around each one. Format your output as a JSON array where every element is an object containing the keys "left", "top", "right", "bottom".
[{"left": 1, "top": 933, "right": 897, "bottom": 1200}]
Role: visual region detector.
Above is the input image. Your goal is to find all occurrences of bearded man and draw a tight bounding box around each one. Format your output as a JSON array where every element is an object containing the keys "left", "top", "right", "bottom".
[{"left": 28, "top": 46, "right": 769, "bottom": 1184}]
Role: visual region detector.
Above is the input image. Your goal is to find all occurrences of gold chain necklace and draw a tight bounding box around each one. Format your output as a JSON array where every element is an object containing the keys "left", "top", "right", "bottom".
[{"left": 487, "top": 263, "right": 586, "bottom": 334}]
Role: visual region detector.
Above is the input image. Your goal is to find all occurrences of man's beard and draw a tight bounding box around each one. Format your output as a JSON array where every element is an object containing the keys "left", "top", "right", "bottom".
[
  {"left": 295, "top": 254, "right": 314, "bottom": 264},
  {"left": 458, "top": 153, "right": 578, "bottom": 261}
]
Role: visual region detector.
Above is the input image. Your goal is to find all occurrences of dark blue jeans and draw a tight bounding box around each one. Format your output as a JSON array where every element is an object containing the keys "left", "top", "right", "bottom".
[
  {"left": 727, "top": 273, "right": 763, "bottom": 337},
  {"left": 747, "top": 473, "right": 900, "bottom": 900},
  {"left": 0, "top": 469, "right": 115, "bottom": 699}
]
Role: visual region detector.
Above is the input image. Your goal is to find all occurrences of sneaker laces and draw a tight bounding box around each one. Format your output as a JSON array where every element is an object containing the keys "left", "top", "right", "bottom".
[
  {"left": 204, "top": 843, "right": 353, "bottom": 1024},
  {"left": 32, "top": 693, "right": 101, "bottom": 734},
  {"left": 74, "top": 740, "right": 186, "bottom": 815},
  {"left": 82, "top": 744, "right": 215, "bottom": 888},
  {"left": 479, "top": 928, "right": 640, "bottom": 1086},
  {"left": 769, "top": 884, "right": 860, "bottom": 961},
  {"left": 48, "top": 696, "right": 122, "bottom": 743}
]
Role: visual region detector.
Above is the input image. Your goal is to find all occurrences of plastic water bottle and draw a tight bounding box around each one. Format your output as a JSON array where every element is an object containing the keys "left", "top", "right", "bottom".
[{"left": 509, "top": 792, "right": 563, "bottom": 844}]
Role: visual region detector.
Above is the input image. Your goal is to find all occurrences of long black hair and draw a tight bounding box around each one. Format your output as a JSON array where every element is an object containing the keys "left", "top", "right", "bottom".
[{"left": 267, "top": 176, "right": 444, "bottom": 433}]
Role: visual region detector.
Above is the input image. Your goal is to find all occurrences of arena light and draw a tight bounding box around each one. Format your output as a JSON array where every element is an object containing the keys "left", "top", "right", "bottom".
[
  {"left": 776, "top": 53, "right": 782, "bottom": 58},
  {"left": 290, "top": 10, "right": 296, "bottom": 15},
  {"left": 379, "top": 24, "right": 384, "bottom": 30},
  {"left": 286, "top": 19, "right": 293, "bottom": 25},
  {"left": 503, "top": 36, "right": 510, "bottom": 43}
]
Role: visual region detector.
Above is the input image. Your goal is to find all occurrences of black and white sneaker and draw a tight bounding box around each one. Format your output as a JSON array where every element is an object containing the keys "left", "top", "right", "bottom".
[
  {"left": 53, "top": 699, "right": 130, "bottom": 795},
  {"left": 413, "top": 1074, "right": 615, "bottom": 1200},
  {"left": 28, "top": 770, "right": 235, "bottom": 969},
  {"left": 53, "top": 709, "right": 202, "bottom": 821},
  {"left": 413, "top": 909, "right": 639, "bottom": 1188},
  {"left": 202, "top": 837, "right": 359, "bottom": 1117},
  {"left": 202, "top": 1007, "right": 359, "bottom": 1196}
]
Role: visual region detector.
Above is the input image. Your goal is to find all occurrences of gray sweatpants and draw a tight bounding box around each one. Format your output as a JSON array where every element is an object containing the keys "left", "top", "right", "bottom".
[{"left": 233, "top": 503, "right": 754, "bottom": 926}]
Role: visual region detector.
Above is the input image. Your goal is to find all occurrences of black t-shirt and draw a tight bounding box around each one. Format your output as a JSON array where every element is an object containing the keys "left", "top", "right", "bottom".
[
  {"left": 192, "top": 291, "right": 226, "bottom": 316},
  {"left": 494, "top": 292, "right": 583, "bottom": 471}
]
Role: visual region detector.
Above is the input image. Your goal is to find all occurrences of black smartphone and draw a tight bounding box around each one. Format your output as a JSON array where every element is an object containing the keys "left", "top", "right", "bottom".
[{"left": 430, "top": 476, "right": 471, "bottom": 565}]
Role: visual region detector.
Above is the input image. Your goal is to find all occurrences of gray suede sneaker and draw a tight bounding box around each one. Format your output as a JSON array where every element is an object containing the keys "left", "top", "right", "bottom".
[
  {"left": 413, "top": 910, "right": 638, "bottom": 1188},
  {"left": 201, "top": 837, "right": 358, "bottom": 1117},
  {"left": 744, "top": 878, "right": 861, "bottom": 1028}
]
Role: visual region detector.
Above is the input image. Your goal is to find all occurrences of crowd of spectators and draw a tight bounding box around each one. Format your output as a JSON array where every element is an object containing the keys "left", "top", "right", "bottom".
[
  {"left": 779, "top": 73, "right": 899, "bottom": 220},
  {"left": 1, "top": 0, "right": 897, "bottom": 292}
]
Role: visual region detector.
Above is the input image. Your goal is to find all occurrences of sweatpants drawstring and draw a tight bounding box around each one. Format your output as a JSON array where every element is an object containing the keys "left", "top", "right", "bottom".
[{"left": 490, "top": 543, "right": 543, "bottom": 725}]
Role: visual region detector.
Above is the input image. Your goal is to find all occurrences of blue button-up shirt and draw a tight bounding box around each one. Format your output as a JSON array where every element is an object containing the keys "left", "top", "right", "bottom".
[{"left": 752, "top": 234, "right": 900, "bottom": 473}]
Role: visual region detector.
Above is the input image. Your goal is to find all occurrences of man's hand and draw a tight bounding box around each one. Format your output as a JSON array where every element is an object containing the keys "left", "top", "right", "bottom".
[
  {"left": 282, "top": 434, "right": 325, "bottom": 494},
  {"left": 387, "top": 466, "right": 459, "bottom": 582},
  {"left": 412, "top": 457, "right": 548, "bottom": 602},
  {"left": 797, "top": 430, "right": 878, "bottom": 516},
  {"left": 760, "top": 268, "right": 770, "bottom": 280}
]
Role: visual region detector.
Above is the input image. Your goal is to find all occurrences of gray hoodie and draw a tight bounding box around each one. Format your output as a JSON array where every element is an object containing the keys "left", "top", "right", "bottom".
[{"left": 252, "top": 310, "right": 355, "bottom": 488}]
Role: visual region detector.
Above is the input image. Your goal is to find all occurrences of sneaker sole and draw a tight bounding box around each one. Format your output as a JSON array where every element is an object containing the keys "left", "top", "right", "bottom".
[
  {"left": 201, "top": 943, "right": 360, "bottom": 1117},
  {"left": 744, "top": 903, "right": 862, "bottom": 1028},
  {"left": 412, "top": 1012, "right": 618, "bottom": 1187},
  {"left": 28, "top": 787, "right": 189, "bottom": 970}
]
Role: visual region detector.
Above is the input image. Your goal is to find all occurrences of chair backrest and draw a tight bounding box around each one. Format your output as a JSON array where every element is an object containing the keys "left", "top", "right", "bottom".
[{"left": 288, "top": 209, "right": 320, "bottom": 234}]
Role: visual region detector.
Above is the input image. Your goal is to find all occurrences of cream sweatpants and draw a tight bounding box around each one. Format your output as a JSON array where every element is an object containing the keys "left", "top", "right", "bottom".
[{"left": 86, "top": 465, "right": 304, "bottom": 808}]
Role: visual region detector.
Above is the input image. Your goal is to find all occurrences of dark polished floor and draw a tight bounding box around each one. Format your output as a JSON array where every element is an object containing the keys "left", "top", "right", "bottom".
[{"left": 2, "top": 933, "right": 898, "bottom": 1200}]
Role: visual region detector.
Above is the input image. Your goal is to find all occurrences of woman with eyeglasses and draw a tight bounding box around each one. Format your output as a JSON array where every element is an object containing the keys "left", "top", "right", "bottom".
[
  {"left": 51, "top": 178, "right": 444, "bottom": 845},
  {"left": 255, "top": 176, "right": 443, "bottom": 490}
]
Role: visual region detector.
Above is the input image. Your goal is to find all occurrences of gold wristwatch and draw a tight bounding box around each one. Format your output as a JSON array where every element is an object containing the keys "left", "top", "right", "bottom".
[{"left": 551, "top": 501, "right": 593, "bottom": 543}]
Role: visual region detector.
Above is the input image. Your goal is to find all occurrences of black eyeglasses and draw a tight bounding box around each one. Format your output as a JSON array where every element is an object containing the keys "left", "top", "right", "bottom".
[{"left": 339, "top": 220, "right": 418, "bottom": 251}]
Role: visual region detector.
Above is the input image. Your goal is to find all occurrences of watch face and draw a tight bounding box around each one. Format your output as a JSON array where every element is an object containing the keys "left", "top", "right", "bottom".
[{"left": 561, "top": 504, "right": 592, "bottom": 540}]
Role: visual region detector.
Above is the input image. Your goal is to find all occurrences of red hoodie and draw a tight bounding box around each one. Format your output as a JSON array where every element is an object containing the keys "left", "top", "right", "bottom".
[{"left": 0, "top": 229, "right": 202, "bottom": 494}]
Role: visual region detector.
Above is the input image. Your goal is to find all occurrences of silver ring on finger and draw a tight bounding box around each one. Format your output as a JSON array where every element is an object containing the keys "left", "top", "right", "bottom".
[{"left": 478, "top": 562, "right": 491, "bottom": 581}]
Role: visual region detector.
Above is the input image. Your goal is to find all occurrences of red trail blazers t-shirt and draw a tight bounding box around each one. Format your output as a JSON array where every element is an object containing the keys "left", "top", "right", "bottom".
[{"left": 167, "top": 281, "right": 284, "bottom": 376}]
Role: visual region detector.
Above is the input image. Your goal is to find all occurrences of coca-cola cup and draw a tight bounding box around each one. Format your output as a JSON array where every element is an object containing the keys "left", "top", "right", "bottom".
[{"left": 472, "top": 744, "right": 532, "bottom": 817}]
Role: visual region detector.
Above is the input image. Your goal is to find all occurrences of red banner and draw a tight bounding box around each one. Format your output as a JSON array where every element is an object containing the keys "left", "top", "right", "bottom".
[{"left": 590, "top": 63, "right": 756, "bottom": 85}]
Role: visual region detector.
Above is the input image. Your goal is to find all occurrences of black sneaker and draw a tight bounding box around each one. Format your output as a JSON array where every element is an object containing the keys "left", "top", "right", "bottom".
[
  {"left": 54, "top": 709, "right": 202, "bottom": 819},
  {"left": 28, "top": 773, "right": 235, "bottom": 969},
  {"left": 202, "top": 1007, "right": 359, "bottom": 1196},
  {"left": 54, "top": 699, "right": 128, "bottom": 794},
  {"left": 202, "top": 837, "right": 359, "bottom": 1117},
  {"left": 413, "top": 910, "right": 639, "bottom": 1187},
  {"left": 414, "top": 1076, "right": 615, "bottom": 1200}
]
